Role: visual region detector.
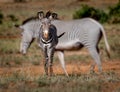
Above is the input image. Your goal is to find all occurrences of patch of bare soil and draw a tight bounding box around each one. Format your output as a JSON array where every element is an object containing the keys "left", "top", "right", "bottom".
[
  {"left": 0, "top": 36, "right": 20, "bottom": 39},
  {"left": 0, "top": 60, "right": 120, "bottom": 92},
  {"left": 0, "top": 60, "right": 120, "bottom": 76}
]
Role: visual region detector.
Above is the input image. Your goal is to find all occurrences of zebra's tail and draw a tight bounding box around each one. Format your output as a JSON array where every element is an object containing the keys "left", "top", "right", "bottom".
[
  {"left": 101, "top": 26, "right": 110, "bottom": 58},
  {"left": 58, "top": 32, "right": 65, "bottom": 38}
]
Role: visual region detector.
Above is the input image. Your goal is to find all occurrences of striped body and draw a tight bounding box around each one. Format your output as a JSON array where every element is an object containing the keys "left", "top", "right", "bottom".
[{"left": 53, "top": 19, "right": 101, "bottom": 50}]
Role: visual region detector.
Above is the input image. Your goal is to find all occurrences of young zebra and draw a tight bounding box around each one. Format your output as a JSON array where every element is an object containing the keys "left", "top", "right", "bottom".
[{"left": 38, "top": 11, "right": 65, "bottom": 76}]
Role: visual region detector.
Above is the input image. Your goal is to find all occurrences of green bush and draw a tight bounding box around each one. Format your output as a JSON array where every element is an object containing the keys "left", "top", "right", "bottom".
[
  {"left": 0, "top": 11, "right": 4, "bottom": 24},
  {"left": 109, "top": 1, "right": 120, "bottom": 17},
  {"left": 73, "top": 5, "right": 108, "bottom": 23},
  {"left": 108, "top": 0, "right": 120, "bottom": 23},
  {"left": 14, "top": 0, "right": 28, "bottom": 3},
  {"left": 7, "top": 14, "right": 18, "bottom": 22}
]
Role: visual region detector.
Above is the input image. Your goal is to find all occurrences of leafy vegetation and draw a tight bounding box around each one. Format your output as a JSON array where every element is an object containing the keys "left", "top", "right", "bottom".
[
  {"left": 0, "top": 11, "right": 4, "bottom": 24},
  {"left": 108, "top": 0, "right": 120, "bottom": 23},
  {"left": 73, "top": 1, "right": 120, "bottom": 24},
  {"left": 73, "top": 5, "right": 108, "bottom": 23},
  {"left": 14, "top": 0, "right": 28, "bottom": 3},
  {"left": 7, "top": 14, "right": 18, "bottom": 22}
]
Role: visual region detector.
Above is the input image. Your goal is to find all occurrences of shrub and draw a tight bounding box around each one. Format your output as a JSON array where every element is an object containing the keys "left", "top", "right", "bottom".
[
  {"left": 7, "top": 14, "right": 18, "bottom": 22},
  {"left": 109, "top": 1, "right": 120, "bottom": 17},
  {"left": 73, "top": 5, "right": 108, "bottom": 23},
  {"left": 14, "top": 0, "right": 28, "bottom": 3},
  {"left": 108, "top": 0, "right": 120, "bottom": 23},
  {"left": 0, "top": 11, "right": 4, "bottom": 24}
]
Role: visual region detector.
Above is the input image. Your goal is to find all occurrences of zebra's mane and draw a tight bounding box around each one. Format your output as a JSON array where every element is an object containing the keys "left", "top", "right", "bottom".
[
  {"left": 22, "top": 13, "right": 59, "bottom": 25},
  {"left": 22, "top": 17, "right": 39, "bottom": 25}
]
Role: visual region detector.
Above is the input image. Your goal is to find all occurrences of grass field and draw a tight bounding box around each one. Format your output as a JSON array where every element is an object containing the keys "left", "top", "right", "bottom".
[{"left": 0, "top": 0, "right": 120, "bottom": 92}]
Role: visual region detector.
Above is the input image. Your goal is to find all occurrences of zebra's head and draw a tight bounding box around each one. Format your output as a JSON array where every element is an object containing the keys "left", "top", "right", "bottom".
[
  {"left": 18, "top": 16, "right": 40, "bottom": 55},
  {"left": 38, "top": 11, "right": 55, "bottom": 41},
  {"left": 19, "top": 29, "right": 35, "bottom": 55},
  {"left": 41, "top": 19, "right": 51, "bottom": 40}
]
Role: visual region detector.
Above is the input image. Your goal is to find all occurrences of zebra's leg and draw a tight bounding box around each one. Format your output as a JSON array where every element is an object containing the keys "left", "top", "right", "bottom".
[
  {"left": 57, "top": 51, "right": 69, "bottom": 77},
  {"left": 44, "top": 57, "right": 48, "bottom": 75},
  {"left": 48, "top": 48, "right": 55, "bottom": 76},
  {"left": 49, "top": 57, "right": 53, "bottom": 76},
  {"left": 88, "top": 46, "right": 102, "bottom": 73},
  {"left": 43, "top": 47, "right": 49, "bottom": 75}
]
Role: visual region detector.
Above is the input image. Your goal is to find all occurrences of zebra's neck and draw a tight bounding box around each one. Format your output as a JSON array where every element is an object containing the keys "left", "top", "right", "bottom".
[{"left": 41, "top": 36, "right": 53, "bottom": 44}]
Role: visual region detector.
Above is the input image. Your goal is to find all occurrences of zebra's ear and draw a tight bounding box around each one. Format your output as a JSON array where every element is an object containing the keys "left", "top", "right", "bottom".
[
  {"left": 46, "top": 11, "right": 52, "bottom": 18},
  {"left": 37, "top": 11, "right": 44, "bottom": 19},
  {"left": 52, "top": 13, "right": 58, "bottom": 19}
]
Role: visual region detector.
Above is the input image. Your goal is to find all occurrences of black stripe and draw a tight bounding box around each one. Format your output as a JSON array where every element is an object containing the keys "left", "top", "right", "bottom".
[
  {"left": 58, "top": 32, "right": 65, "bottom": 38},
  {"left": 41, "top": 37, "right": 53, "bottom": 44}
]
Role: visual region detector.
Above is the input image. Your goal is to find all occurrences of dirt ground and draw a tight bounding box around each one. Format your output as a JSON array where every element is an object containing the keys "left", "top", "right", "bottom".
[
  {"left": 0, "top": 57, "right": 120, "bottom": 92},
  {"left": 0, "top": 59, "right": 120, "bottom": 77}
]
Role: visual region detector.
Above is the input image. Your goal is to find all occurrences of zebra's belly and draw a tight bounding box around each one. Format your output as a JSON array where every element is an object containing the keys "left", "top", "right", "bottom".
[{"left": 55, "top": 41, "right": 83, "bottom": 51}]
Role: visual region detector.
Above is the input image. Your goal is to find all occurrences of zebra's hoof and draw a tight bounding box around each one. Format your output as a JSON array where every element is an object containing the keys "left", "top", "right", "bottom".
[{"left": 89, "top": 70, "right": 95, "bottom": 74}]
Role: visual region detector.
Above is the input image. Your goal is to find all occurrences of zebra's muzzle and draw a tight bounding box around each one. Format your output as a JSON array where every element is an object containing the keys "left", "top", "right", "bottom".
[{"left": 43, "top": 30, "right": 49, "bottom": 39}]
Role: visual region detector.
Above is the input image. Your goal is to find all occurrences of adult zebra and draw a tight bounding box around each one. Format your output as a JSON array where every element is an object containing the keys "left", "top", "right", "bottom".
[
  {"left": 37, "top": 11, "right": 65, "bottom": 76},
  {"left": 15, "top": 11, "right": 110, "bottom": 76}
]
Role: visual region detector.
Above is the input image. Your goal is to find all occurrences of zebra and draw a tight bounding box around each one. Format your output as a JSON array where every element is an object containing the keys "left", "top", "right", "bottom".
[
  {"left": 15, "top": 11, "right": 110, "bottom": 76},
  {"left": 37, "top": 11, "right": 65, "bottom": 76}
]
